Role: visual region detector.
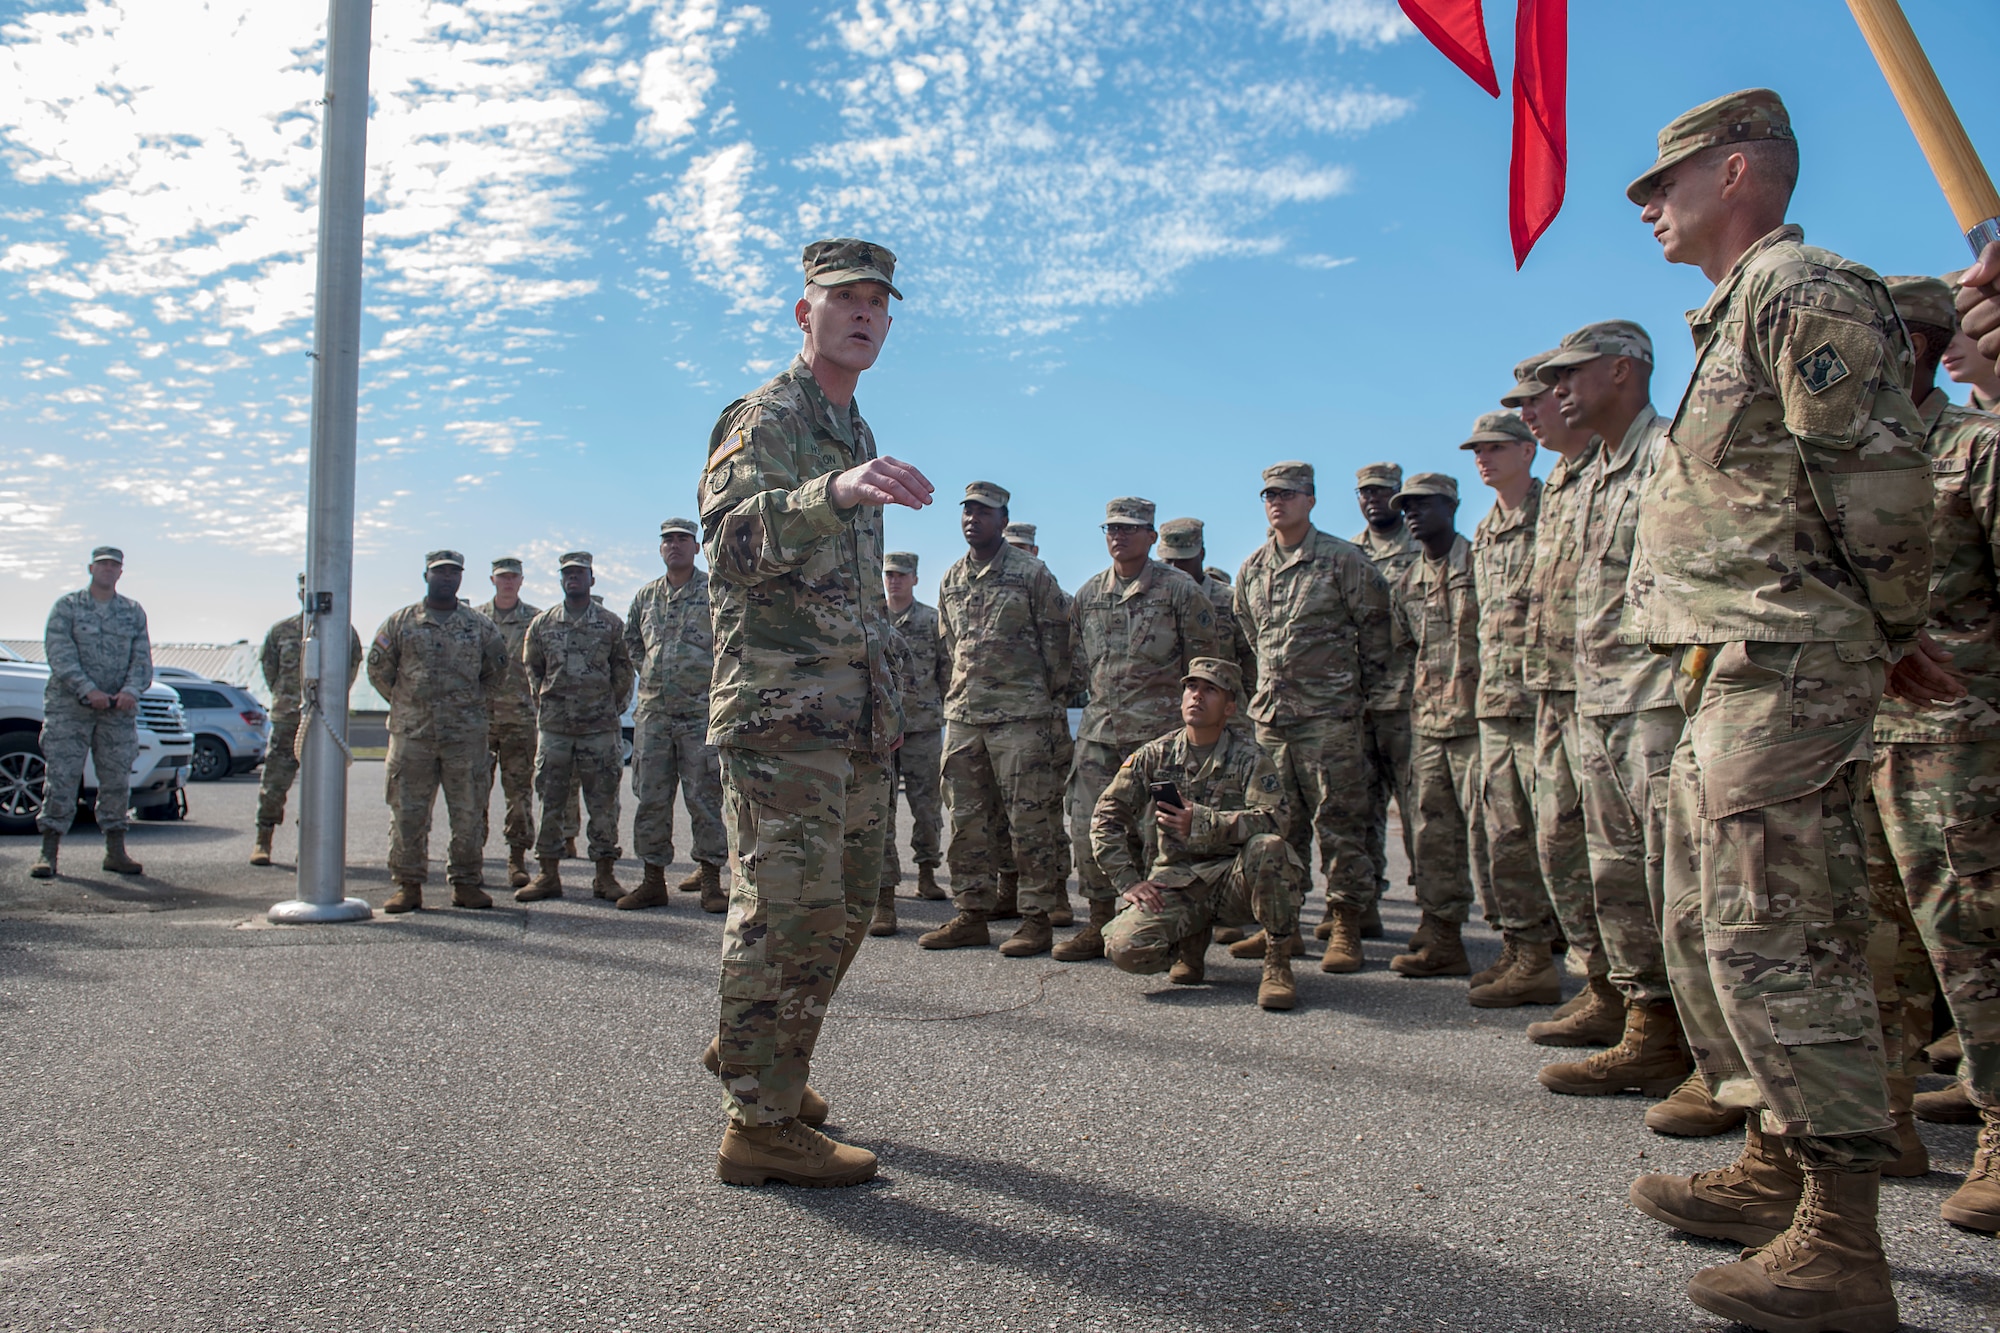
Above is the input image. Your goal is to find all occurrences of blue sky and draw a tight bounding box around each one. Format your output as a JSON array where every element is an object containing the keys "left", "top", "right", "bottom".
[{"left": 1, "top": 0, "right": 1994, "bottom": 641}]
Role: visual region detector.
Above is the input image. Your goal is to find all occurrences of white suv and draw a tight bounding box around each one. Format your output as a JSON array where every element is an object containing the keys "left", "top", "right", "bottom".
[{"left": 0, "top": 643, "right": 195, "bottom": 834}]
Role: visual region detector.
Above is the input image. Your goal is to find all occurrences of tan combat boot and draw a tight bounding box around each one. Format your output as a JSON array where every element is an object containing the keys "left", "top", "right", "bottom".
[
  {"left": 1914, "top": 1079, "right": 1977, "bottom": 1123},
  {"left": 1359, "top": 901, "right": 1384, "bottom": 939},
  {"left": 1169, "top": 928, "right": 1210, "bottom": 984},
  {"left": 1538, "top": 1000, "right": 1690, "bottom": 1097},
  {"left": 1468, "top": 939, "right": 1561, "bottom": 1008},
  {"left": 999, "top": 910, "right": 1053, "bottom": 958},
  {"left": 716, "top": 1118, "right": 877, "bottom": 1188},
  {"left": 702, "top": 1037, "right": 827, "bottom": 1126},
  {"left": 507, "top": 846, "right": 531, "bottom": 889},
  {"left": 452, "top": 882, "right": 493, "bottom": 909},
  {"left": 1212, "top": 925, "right": 1247, "bottom": 946},
  {"left": 28, "top": 831, "right": 59, "bottom": 879},
  {"left": 1389, "top": 913, "right": 1468, "bottom": 977},
  {"left": 993, "top": 871, "right": 1021, "bottom": 920},
  {"left": 697, "top": 863, "right": 728, "bottom": 914},
  {"left": 914, "top": 863, "right": 946, "bottom": 900},
  {"left": 1685, "top": 1169, "right": 1898, "bottom": 1333},
  {"left": 919, "top": 908, "right": 991, "bottom": 950},
  {"left": 1258, "top": 933, "right": 1298, "bottom": 1011},
  {"left": 1883, "top": 1074, "right": 1929, "bottom": 1178},
  {"left": 1318, "top": 904, "right": 1364, "bottom": 974},
  {"left": 1052, "top": 898, "right": 1115, "bottom": 962},
  {"left": 515, "top": 858, "right": 563, "bottom": 902},
  {"left": 1468, "top": 934, "right": 1520, "bottom": 989},
  {"left": 868, "top": 884, "right": 898, "bottom": 937},
  {"left": 1924, "top": 1027, "right": 1962, "bottom": 1074},
  {"left": 1048, "top": 882, "right": 1074, "bottom": 927},
  {"left": 101, "top": 829, "right": 142, "bottom": 875},
  {"left": 1644, "top": 1069, "right": 1747, "bottom": 1137},
  {"left": 1227, "top": 928, "right": 1304, "bottom": 960},
  {"left": 1528, "top": 975, "right": 1625, "bottom": 1048},
  {"left": 383, "top": 882, "right": 423, "bottom": 914},
  {"left": 1629, "top": 1123, "right": 1805, "bottom": 1246},
  {"left": 1940, "top": 1106, "right": 2000, "bottom": 1232},
  {"left": 617, "top": 863, "right": 671, "bottom": 911},
  {"left": 591, "top": 857, "right": 622, "bottom": 900},
  {"left": 250, "top": 825, "right": 275, "bottom": 867}
]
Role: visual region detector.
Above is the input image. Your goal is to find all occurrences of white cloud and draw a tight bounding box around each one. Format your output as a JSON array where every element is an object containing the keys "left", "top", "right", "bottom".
[
  {"left": 631, "top": 1, "right": 768, "bottom": 150},
  {"left": 1256, "top": 0, "right": 1412, "bottom": 44},
  {"left": 650, "top": 141, "right": 785, "bottom": 313},
  {"left": 0, "top": 241, "right": 65, "bottom": 271}
]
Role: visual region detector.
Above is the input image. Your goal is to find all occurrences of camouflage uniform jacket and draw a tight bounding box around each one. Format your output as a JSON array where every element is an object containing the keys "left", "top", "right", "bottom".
[
  {"left": 890, "top": 600, "right": 949, "bottom": 733},
  {"left": 624, "top": 571, "right": 712, "bottom": 722},
  {"left": 1522, "top": 445, "right": 1595, "bottom": 693},
  {"left": 1090, "top": 724, "right": 1289, "bottom": 892},
  {"left": 1351, "top": 522, "right": 1423, "bottom": 587},
  {"left": 1875, "top": 391, "right": 2000, "bottom": 743},
  {"left": 698, "top": 355, "right": 902, "bottom": 755},
  {"left": 259, "top": 615, "right": 363, "bottom": 719},
  {"left": 1396, "top": 535, "right": 1479, "bottom": 739},
  {"left": 43, "top": 590, "right": 152, "bottom": 707},
  {"left": 938, "top": 545, "right": 1073, "bottom": 725},
  {"left": 524, "top": 600, "right": 635, "bottom": 736},
  {"left": 472, "top": 599, "right": 541, "bottom": 728},
  {"left": 1472, "top": 479, "right": 1540, "bottom": 720},
  {"left": 1577, "top": 406, "right": 1676, "bottom": 716},
  {"left": 1071, "top": 559, "right": 1222, "bottom": 745},
  {"left": 1198, "top": 572, "right": 1259, "bottom": 702},
  {"left": 1234, "top": 527, "right": 1393, "bottom": 725},
  {"left": 367, "top": 601, "right": 507, "bottom": 743},
  {"left": 1624, "top": 225, "right": 1932, "bottom": 651}
]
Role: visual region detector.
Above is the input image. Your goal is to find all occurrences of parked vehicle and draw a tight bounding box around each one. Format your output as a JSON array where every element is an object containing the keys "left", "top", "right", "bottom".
[
  {"left": 151, "top": 666, "right": 269, "bottom": 781},
  {"left": 0, "top": 644, "right": 196, "bottom": 834}
]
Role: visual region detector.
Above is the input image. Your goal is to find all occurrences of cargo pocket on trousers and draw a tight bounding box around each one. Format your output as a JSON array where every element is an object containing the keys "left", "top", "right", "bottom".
[
  {"left": 1944, "top": 808, "right": 2000, "bottom": 877},
  {"left": 1943, "top": 809, "right": 2000, "bottom": 935},
  {"left": 1763, "top": 987, "right": 1874, "bottom": 1046},
  {"left": 1705, "top": 807, "right": 1768, "bottom": 925},
  {"left": 717, "top": 957, "right": 781, "bottom": 1067}
]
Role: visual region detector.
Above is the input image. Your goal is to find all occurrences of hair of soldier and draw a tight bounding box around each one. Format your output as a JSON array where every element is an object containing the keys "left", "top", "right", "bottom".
[
  {"left": 1691, "top": 136, "right": 1799, "bottom": 207},
  {"left": 1906, "top": 320, "right": 1953, "bottom": 388}
]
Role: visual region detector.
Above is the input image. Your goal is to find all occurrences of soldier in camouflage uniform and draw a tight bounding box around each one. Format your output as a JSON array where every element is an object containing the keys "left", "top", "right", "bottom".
[
  {"left": 1098, "top": 658, "right": 1306, "bottom": 1010},
  {"left": 699, "top": 238, "right": 925, "bottom": 1188},
  {"left": 994, "top": 519, "right": 1069, "bottom": 918},
  {"left": 29, "top": 546, "right": 153, "bottom": 880},
  {"left": 621, "top": 519, "right": 727, "bottom": 913},
  {"left": 926, "top": 481, "right": 1075, "bottom": 957},
  {"left": 516, "top": 552, "right": 635, "bottom": 904},
  {"left": 1054, "top": 497, "right": 1220, "bottom": 963},
  {"left": 472, "top": 556, "right": 542, "bottom": 887},
  {"left": 1465, "top": 412, "right": 1561, "bottom": 1007},
  {"left": 1617, "top": 91, "right": 1933, "bottom": 1328},
  {"left": 1348, "top": 463, "right": 1418, "bottom": 946},
  {"left": 250, "top": 574, "right": 363, "bottom": 867},
  {"left": 1228, "top": 462, "right": 1393, "bottom": 969},
  {"left": 875, "top": 550, "right": 950, "bottom": 933},
  {"left": 366, "top": 550, "right": 509, "bottom": 912},
  {"left": 1003, "top": 522, "right": 1039, "bottom": 556}
]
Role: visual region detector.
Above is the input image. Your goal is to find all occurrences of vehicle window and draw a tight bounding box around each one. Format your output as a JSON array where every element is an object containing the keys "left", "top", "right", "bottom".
[{"left": 177, "top": 688, "right": 227, "bottom": 710}]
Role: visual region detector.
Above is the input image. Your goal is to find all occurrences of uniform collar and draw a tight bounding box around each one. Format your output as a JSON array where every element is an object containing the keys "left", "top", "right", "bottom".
[
  {"left": 1601, "top": 403, "right": 1664, "bottom": 476},
  {"left": 1689, "top": 223, "right": 1804, "bottom": 337},
  {"left": 1265, "top": 525, "right": 1326, "bottom": 572},
  {"left": 788, "top": 353, "right": 859, "bottom": 449}
]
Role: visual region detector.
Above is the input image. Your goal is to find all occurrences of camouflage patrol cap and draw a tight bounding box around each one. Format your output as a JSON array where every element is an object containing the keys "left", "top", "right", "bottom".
[
  {"left": 1536, "top": 321, "right": 1655, "bottom": 381},
  {"left": 659, "top": 517, "right": 698, "bottom": 538},
  {"left": 1500, "top": 350, "right": 1559, "bottom": 406},
  {"left": 558, "top": 551, "right": 593, "bottom": 570},
  {"left": 1104, "top": 497, "right": 1156, "bottom": 526},
  {"left": 1885, "top": 275, "right": 1957, "bottom": 334},
  {"left": 802, "top": 238, "right": 902, "bottom": 300},
  {"left": 884, "top": 551, "right": 919, "bottom": 574},
  {"left": 1157, "top": 517, "right": 1204, "bottom": 559},
  {"left": 963, "top": 481, "right": 1010, "bottom": 510},
  {"left": 1355, "top": 462, "right": 1403, "bottom": 490},
  {"left": 1393, "top": 472, "right": 1459, "bottom": 508},
  {"left": 1003, "top": 522, "right": 1037, "bottom": 545},
  {"left": 1261, "top": 461, "right": 1315, "bottom": 495},
  {"left": 89, "top": 545, "right": 123, "bottom": 564},
  {"left": 1182, "top": 657, "right": 1243, "bottom": 697},
  {"left": 425, "top": 549, "right": 465, "bottom": 570},
  {"left": 490, "top": 556, "right": 523, "bottom": 574},
  {"left": 1459, "top": 411, "right": 1535, "bottom": 449},
  {"left": 1627, "top": 88, "right": 1793, "bottom": 205}
]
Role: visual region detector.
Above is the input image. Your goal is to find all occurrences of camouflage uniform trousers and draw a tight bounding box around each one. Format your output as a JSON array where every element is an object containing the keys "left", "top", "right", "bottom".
[
  {"left": 1407, "top": 732, "right": 1486, "bottom": 924},
  {"left": 631, "top": 710, "right": 726, "bottom": 869},
  {"left": 1866, "top": 741, "right": 2000, "bottom": 1107},
  {"left": 1103, "top": 834, "right": 1308, "bottom": 974},
  {"left": 533, "top": 729, "right": 623, "bottom": 862},
  {"left": 487, "top": 720, "right": 538, "bottom": 852},
  {"left": 943, "top": 717, "right": 1069, "bottom": 914},
  {"left": 880, "top": 727, "right": 943, "bottom": 889},
  {"left": 1361, "top": 708, "right": 1415, "bottom": 906},
  {"left": 1070, "top": 738, "right": 1151, "bottom": 903},
  {"left": 1255, "top": 715, "right": 1376, "bottom": 910},
  {"left": 255, "top": 709, "right": 302, "bottom": 830},
  {"left": 1535, "top": 691, "right": 1604, "bottom": 979},
  {"left": 1660, "top": 642, "right": 1894, "bottom": 1164},
  {"left": 385, "top": 733, "right": 492, "bottom": 887},
  {"left": 36, "top": 699, "right": 140, "bottom": 836},
  {"left": 1478, "top": 717, "right": 1557, "bottom": 942},
  {"left": 1574, "top": 705, "right": 1683, "bottom": 1004},
  {"left": 1858, "top": 774, "right": 1940, "bottom": 1086},
  {"left": 715, "top": 745, "right": 888, "bottom": 1126}
]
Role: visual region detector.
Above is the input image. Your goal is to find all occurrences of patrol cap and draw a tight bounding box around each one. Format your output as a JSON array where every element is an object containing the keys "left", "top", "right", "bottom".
[
  {"left": 1536, "top": 321, "right": 1655, "bottom": 381},
  {"left": 1003, "top": 522, "right": 1037, "bottom": 545},
  {"left": 1355, "top": 462, "right": 1403, "bottom": 490},
  {"left": 558, "top": 551, "right": 593, "bottom": 571},
  {"left": 884, "top": 551, "right": 919, "bottom": 574},
  {"left": 1500, "top": 350, "right": 1558, "bottom": 406},
  {"left": 1459, "top": 411, "right": 1535, "bottom": 450},
  {"left": 1182, "top": 657, "right": 1243, "bottom": 696},
  {"left": 802, "top": 238, "right": 902, "bottom": 300},
  {"left": 963, "top": 481, "right": 1010, "bottom": 510},
  {"left": 1627, "top": 88, "right": 1793, "bottom": 205},
  {"left": 659, "top": 517, "right": 698, "bottom": 538},
  {"left": 490, "top": 556, "right": 523, "bottom": 574},
  {"left": 1885, "top": 275, "right": 1957, "bottom": 334},
  {"left": 1393, "top": 472, "right": 1460, "bottom": 508},
  {"left": 1104, "top": 496, "right": 1156, "bottom": 526},
  {"left": 425, "top": 549, "right": 465, "bottom": 570},
  {"left": 1157, "top": 517, "right": 1205, "bottom": 560},
  {"left": 1261, "top": 461, "right": 1315, "bottom": 495},
  {"left": 90, "top": 545, "right": 123, "bottom": 564}
]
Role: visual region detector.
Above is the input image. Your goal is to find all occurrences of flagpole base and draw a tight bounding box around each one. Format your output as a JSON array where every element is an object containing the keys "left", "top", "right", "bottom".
[
  {"left": 267, "top": 897, "right": 374, "bottom": 924},
  {"left": 1970, "top": 217, "right": 2000, "bottom": 255}
]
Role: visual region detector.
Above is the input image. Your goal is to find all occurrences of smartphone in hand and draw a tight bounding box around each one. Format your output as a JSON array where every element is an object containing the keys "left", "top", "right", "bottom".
[{"left": 1147, "top": 780, "right": 1184, "bottom": 811}]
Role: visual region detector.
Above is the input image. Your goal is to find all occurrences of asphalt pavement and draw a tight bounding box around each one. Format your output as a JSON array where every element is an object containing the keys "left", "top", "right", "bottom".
[{"left": 0, "top": 767, "right": 1994, "bottom": 1332}]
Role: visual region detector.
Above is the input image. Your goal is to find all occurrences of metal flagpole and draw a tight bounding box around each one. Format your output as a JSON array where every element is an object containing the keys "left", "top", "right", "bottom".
[{"left": 270, "top": 0, "right": 376, "bottom": 924}]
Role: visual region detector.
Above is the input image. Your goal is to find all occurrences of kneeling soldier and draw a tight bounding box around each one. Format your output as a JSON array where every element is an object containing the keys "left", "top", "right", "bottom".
[{"left": 1097, "top": 658, "right": 1306, "bottom": 1010}]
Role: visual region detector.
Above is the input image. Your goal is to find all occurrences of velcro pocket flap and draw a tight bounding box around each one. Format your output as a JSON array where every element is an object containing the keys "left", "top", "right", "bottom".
[
  {"left": 1696, "top": 720, "right": 1871, "bottom": 820},
  {"left": 1779, "top": 310, "right": 1882, "bottom": 448},
  {"left": 1763, "top": 986, "right": 1875, "bottom": 1047}
]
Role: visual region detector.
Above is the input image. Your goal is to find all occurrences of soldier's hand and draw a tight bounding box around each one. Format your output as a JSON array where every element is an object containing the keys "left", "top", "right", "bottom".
[
  {"left": 1957, "top": 240, "right": 2000, "bottom": 372},
  {"left": 1885, "top": 629, "right": 1966, "bottom": 707},
  {"left": 830, "top": 456, "right": 934, "bottom": 511},
  {"left": 1121, "top": 881, "right": 1165, "bottom": 914},
  {"left": 1154, "top": 801, "right": 1194, "bottom": 840},
  {"left": 112, "top": 690, "right": 138, "bottom": 712},
  {"left": 84, "top": 689, "right": 112, "bottom": 710}
]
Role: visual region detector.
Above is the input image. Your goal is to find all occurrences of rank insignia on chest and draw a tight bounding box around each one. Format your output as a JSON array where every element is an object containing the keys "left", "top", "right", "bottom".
[{"left": 1794, "top": 342, "right": 1851, "bottom": 396}]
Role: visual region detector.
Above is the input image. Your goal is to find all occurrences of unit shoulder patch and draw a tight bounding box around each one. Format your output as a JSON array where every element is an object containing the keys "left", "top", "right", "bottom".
[{"left": 1794, "top": 341, "right": 1851, "bottom": 396}]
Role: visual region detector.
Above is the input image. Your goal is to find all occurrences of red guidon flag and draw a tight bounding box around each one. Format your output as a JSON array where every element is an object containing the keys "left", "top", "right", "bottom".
[{"left": 1396, "top": 0, "right": 1499, "bottom": 97}]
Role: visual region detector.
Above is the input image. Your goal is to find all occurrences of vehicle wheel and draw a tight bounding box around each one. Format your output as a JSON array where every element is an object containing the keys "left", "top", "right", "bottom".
[
  {"left": 0, "top": 732, "right": 46, "bottom": 835},
  {"left": 190, "top": 736, "right": 230, "bottom": 782},
  {"left": 135, "top": 790, "right": 188, "bottom": 822}
]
